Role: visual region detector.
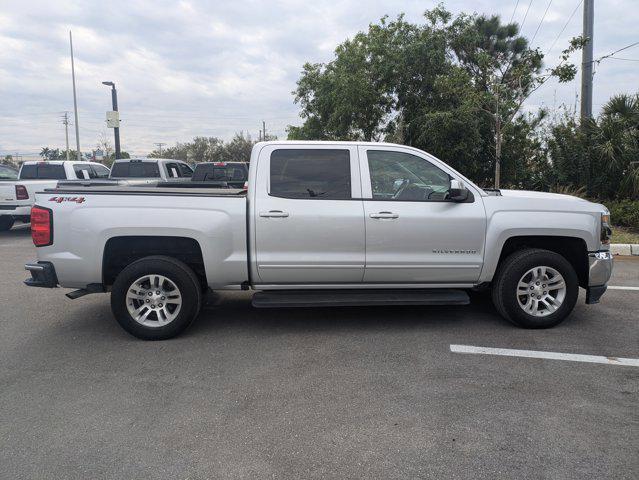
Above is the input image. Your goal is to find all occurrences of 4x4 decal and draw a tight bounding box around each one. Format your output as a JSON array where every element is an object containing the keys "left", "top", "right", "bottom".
[{"left": 49, "top": 196, "right": 86, "bottom": 204}]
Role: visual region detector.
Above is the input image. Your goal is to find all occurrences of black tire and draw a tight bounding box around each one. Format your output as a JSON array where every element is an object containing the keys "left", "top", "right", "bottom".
[
  {"left": 0, "top": 217, "right": 14, "bottom": 231},
  {"left": 110, "top": 256, "right": 202, "bottom": 340},
  {"left": 491, "top": 248, "right": 579, "bottom": 328}
]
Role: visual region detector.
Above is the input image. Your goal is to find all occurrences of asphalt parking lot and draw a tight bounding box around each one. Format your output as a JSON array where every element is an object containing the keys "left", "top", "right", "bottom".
[{"left": 1, "top": 223, "right": 637, "bottom": 479}]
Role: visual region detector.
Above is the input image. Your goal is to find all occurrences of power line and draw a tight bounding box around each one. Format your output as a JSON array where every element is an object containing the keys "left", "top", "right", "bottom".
[
  {"left": 520, "top": 0, "right": 534, "bottom": 31},
  {"left": 154, "top": 142, "right": 166, "bottom": 155},
  {"left": 595, "top": 40, "right": 639, "bottom": 63},
  {"left": 509, "top": 0, "right": 521, "bottom": 23},
  {"left": 606, "top": 57, "right": 639, "bottom": 62},
  {"left": 530, "top": 0, "right": 553, "bottom": 44},
  {"left": 546, "top": 0, "right": 582, "bottom": 56}
]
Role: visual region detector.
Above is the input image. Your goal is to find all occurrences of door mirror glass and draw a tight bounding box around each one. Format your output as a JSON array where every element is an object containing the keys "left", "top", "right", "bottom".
[{"left": 448, "top": 179, "right": 469, "bottom": 202}]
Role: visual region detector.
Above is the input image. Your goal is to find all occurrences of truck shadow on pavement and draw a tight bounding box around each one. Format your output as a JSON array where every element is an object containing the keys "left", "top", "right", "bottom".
[{"left": 0, "top": 222, "right": 31, "bottom": 239}]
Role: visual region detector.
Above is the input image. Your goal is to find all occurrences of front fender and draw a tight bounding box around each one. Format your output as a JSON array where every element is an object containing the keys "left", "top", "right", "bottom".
[{"left": 479, "top": 210, "right": 599, "bottom": 283}]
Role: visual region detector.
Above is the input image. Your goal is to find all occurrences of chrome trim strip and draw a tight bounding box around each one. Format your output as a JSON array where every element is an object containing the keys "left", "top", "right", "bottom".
[
  {"left": 259, "top": 264, "right": 365, "bottom": 269},
  {"left": 366, "top": 264, "right": 480, "bottom": 269}
]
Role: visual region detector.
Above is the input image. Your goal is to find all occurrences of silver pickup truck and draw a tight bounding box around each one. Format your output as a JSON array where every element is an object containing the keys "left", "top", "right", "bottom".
[{"left": 24, "top": 141, "right": 613, "bottom": 340}]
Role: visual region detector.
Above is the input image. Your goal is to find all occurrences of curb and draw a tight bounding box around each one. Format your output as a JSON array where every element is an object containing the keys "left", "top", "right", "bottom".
[{"left": 610, "top": 244, "right": 639, "bottom": 256}]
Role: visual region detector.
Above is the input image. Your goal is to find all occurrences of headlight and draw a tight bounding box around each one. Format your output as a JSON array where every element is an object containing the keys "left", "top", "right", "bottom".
[{"left": 601, "top": 213, "right": 612, "bottom": 245}]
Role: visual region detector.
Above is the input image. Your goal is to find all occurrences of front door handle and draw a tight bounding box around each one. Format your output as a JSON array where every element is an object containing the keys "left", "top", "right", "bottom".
[
  {"left": 259, "top": 210, "right": 289, "bottom": 218},
  {"left": 370, "top": 211, "right": 399, "bottom": 219}
]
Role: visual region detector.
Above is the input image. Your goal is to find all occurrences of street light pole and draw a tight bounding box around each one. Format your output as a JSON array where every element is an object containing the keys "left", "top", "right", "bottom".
[{"left": 102, "top": 81, "right": 121, "bottom": 159}]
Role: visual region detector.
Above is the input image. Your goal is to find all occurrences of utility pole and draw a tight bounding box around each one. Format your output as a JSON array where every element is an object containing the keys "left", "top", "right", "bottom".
[
  {"left": 154, "top": 143, "right": 166, "bottom": 156},
  {"left": 580, "top": 0, "right": 594, "bottom": 120},
  {"left": 62, "top": 112, "right": 70, "bottom": 161},
  {"left": 69, "top": 31, "right": 82, "bottom": 161},
  {"left": 262, "top": 120, "right": 266, "bottom": 141}
]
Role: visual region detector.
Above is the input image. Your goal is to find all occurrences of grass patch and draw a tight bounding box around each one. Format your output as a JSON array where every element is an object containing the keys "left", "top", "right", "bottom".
[{"left": 611, "top": 225, "right": 639, "bottom": 244}]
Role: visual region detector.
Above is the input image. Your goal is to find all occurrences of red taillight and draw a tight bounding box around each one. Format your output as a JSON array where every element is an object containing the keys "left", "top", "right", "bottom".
[
  {"left": 15, "top": 185, "right": 29, "bottom": 200},
  {"left": 214, "top": 162, "right": 226, "bottom": 166},
  {"left": 31, "top": 206, "right": 53, "bottom": 247}
]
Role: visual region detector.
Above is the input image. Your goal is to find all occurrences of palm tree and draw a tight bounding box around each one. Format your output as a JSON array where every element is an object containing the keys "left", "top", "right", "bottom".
[{"left": 593, "top": 93, "right": 639, "bottom": 198}]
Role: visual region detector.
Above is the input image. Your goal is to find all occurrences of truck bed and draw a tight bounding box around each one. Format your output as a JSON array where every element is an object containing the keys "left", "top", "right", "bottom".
[{"left": 33, "top": 185, "right": 249, "bottom": 290}]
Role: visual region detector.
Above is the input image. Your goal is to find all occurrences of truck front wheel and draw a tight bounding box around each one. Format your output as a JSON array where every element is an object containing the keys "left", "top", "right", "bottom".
[
  {"left": 492, "top": 248, "right": 579, "bottom": 328},
  {"left": 110, "top": 256, "right": 202, "bottom": 340}
]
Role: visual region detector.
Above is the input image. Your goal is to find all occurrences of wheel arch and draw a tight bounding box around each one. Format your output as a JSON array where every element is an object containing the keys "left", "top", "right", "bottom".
[
  {"left": 490, "top": 236, "right": 589, "bottom": 288},
  {"left": 102, "top": 236, "right": 206, "bottom": 288}
]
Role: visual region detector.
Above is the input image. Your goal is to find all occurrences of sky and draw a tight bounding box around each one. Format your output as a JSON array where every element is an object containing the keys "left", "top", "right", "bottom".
[{"left": 1, "top": 0, "right": 638, "bottom": 157}]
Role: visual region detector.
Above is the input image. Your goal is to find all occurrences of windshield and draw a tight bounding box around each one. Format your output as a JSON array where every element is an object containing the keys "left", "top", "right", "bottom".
[{"left": 0, "top": 165, "right": 18, "bottom": 180}]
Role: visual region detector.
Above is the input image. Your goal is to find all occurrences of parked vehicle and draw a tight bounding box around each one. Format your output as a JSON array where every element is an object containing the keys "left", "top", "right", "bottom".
[
  {"left": 25, "top": 141, "right": 613, "bottom": 339},
  {"left": 0, "top": 160, "right": 109, "bottom": 231},
  {"left": 0, "top": 165, "right": 18, "bottom": 180},
  {"left": 192, "top": 162, "right": 249, "bottom": 188},
  {"left": 109, "top": 158, "right": 193, "bottom": 182}
]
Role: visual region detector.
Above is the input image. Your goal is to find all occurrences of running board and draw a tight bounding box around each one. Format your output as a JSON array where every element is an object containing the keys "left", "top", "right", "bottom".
[{"left": 251, "top": 289, "right": 469, "bottom": 308}]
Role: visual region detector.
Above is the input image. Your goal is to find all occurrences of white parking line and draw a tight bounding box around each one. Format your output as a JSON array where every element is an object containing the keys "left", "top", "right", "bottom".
[
  {"left": 450, "top": 344, "right": 639, "bottom": 367},
  {"left": 608, "top": 286, "right": 639, "bottom": 291}
]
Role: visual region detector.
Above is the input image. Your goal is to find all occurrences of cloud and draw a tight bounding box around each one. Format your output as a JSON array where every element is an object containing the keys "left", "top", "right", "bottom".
[{"left": 1, "top": 0, "right": 638, "bottom": 156}]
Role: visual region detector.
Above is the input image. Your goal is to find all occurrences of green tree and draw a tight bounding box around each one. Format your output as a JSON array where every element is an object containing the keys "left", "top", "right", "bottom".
[
  {"left": 149, "top": 132, "right": 269, "bottom": 164},
  {"left": 549, "top": 93, "right": 639, "bottom": 199},
  {"left": 288, "top": 5, "right": 581, "bottom": 188}
]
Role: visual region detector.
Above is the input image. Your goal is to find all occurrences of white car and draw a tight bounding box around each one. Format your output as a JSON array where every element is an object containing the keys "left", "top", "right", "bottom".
[
  {"left": 0, "top": 160, "right": 110, "bottom": 231},
  {"left": 24, "top": 141, "right": 613, "bottom": 339}
]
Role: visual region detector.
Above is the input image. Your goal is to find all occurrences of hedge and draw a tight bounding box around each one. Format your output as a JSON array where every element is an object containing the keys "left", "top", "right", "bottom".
[{"left": 606, "top": 200, "right": 639, "bottom": 230}]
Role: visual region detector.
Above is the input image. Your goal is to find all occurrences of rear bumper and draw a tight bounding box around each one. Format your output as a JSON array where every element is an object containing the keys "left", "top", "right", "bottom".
[
  {"left": 586, "top": 251, "right": 613, "bottom": 304},
  {"left": 0, "top": 205, "right": 31, "bottom": 217},
  {"left": 24, "top": 261, "right": 58, "bottom": 288}
]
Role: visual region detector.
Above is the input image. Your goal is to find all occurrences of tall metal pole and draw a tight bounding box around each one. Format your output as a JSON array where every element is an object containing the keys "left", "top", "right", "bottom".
[
  {"left": 110, "top": 85, "right": 121, "bottom": 159},
  {"left": 580, "top": 0, "right": 594, "bottom": 120},
  {"left": 70, "top": 31, "right": 82, "bottom": 161}
]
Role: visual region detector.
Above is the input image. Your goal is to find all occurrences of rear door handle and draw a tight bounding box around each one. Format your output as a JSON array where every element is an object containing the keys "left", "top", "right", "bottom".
[
  {"left": 370, "top": 211, "right": 399, "bottom": 219},
  {"left": 259, "top": 210, "right": 289, "bottom": 218}
]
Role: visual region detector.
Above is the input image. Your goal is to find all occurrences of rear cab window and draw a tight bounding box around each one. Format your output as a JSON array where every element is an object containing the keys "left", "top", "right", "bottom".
[
  {"left": 19, "top": 163, "right": 66, "bottom": 180},
  {"left": 269, "top": 149, "right": 351, "bottom": 199},
  {"left": 110, "top": 161, "right": 161, "bottom": 178}
]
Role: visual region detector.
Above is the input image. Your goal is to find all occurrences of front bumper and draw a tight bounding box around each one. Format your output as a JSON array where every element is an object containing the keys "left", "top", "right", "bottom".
[
  {"left": 585, "top": 251, "right": 613, "bottom": 304},
  {"left": 24, "top": 261, "right": 58, "bottom": 288}
]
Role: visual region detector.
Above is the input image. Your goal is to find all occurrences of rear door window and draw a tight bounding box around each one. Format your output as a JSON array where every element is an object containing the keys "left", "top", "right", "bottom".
[
  {"left": 19, "top": 164, "right": 66, "bottom": 180},
  {"left": 270, "top": 149, "right": 351, "bottom": 200},
  {"left": 73, "top": 164, "right": 93, "bottom": 179},
  {"left": 165, "top": 163, "right": 181, "bottom": 178}
]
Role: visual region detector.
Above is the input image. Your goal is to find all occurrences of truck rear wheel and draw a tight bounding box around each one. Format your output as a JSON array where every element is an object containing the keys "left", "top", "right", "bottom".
[
  {"left": 492, "top": 248, "right": 579, "bottom": 328},
  {"left": 0, "top": 217, "right": 14, "bottom": 231},
  {"left": 110, "top": 256, "right": 202, "bottom": 340}
]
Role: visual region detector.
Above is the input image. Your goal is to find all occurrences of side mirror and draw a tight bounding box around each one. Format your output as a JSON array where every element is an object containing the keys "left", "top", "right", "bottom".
[{"left": 448, "top": 179, "right": 469, "bottom": 202}]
